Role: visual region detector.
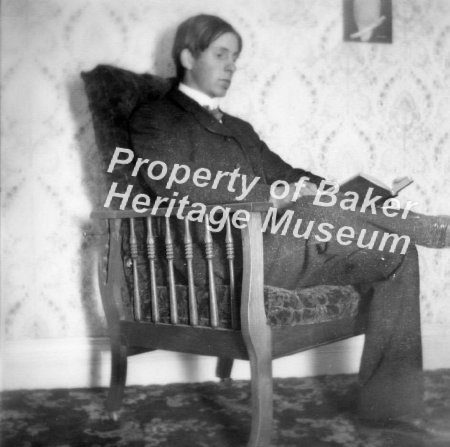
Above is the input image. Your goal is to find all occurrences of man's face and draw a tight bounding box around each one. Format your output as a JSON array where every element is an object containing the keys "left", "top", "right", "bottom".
[{"left": 182, "top": 32, "right": 240, "bottom": 98}]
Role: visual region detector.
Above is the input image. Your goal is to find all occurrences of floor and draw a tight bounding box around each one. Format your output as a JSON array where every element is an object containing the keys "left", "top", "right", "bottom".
[{"left": 1, "top": 371, "right": 450, "bottom": 446}]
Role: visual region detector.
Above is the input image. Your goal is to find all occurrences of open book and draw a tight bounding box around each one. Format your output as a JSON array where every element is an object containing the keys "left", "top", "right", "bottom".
[{"left": 339, "top": 174, "right": 413, "bottom": 206}]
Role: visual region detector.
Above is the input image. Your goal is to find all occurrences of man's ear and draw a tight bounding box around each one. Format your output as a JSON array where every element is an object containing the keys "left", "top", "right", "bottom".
[{"left": 180, "top": 48, "right": 195, "bottom": 70}]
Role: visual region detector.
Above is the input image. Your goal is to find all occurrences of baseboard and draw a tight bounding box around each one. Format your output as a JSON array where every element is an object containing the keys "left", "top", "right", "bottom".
[{"left": 2, "top": 327, "right": 450, "bottom": 390}]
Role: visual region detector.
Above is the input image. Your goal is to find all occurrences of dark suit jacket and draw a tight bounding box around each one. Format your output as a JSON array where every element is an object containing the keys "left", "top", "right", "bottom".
[
  {"left": 128, "top": 89, "right": 324, "bottom": 287},
  {"left": 129, "top": 89, "right": 323, "bottom": 204}
]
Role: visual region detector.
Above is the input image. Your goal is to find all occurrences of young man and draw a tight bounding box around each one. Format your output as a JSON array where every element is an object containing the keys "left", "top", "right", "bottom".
[{"left": 130, "top": 14, "right": 449, "bottom": 438}]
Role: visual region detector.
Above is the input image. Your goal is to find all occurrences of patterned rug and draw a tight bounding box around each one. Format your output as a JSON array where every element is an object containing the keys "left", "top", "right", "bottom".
[{"left": 1, "top": 371, "right": 450, "bottom": 447}]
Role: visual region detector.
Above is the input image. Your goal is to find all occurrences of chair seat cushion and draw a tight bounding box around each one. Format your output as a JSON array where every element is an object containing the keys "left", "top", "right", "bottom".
[
  {"left": 135, "top": 284, "right": 361, "bottom": 328},
  {"left": 264, "top": 284, "right": 360, "bottom": 326},
  {"left": 121, "top": 222, "right": 362, "bottom": 328}
]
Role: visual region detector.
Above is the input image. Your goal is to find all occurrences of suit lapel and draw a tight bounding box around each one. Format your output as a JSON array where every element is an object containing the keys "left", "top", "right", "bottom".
[{"left": 168, "top": 89, "right": 234, "bottom": 137}]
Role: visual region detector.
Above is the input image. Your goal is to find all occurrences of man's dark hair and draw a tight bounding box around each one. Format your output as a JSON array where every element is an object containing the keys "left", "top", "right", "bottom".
[{"left": 172, "top": 14, "right": 243, "bottom": 80}]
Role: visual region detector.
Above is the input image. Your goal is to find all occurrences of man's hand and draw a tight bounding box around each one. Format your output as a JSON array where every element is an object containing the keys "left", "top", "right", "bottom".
[
  {"left": 271, "top": 181, "right": 317, "bottom": 209},
  {"left": 302, "top": 181, "right": 318, "bottom": 196}
]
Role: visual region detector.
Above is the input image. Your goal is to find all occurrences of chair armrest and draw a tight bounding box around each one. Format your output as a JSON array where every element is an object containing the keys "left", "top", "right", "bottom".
[{"left": 91, "top": 201, "right": 272, "bottom": 219}]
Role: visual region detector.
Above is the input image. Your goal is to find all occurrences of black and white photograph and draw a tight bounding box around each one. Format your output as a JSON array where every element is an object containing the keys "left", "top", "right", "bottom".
[{"left": 1, "top": 0, "right": 450, "bottom": 446}]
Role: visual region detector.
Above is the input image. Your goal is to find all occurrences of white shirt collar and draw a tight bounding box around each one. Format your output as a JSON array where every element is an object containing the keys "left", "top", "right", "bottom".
[{"left": 178, "top": 83, "right": 220, "bottom": 109}]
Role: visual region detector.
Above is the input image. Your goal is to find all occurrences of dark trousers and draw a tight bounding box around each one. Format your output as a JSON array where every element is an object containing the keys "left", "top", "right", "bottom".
[{"left": 263, "top": 197, "right": 424, "bottom": 420}]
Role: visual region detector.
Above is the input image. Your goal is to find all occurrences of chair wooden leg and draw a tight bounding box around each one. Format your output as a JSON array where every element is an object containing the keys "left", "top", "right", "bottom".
[
  {"left": 216, "top": 357, "right": 234, "bottom": 381},
  {"left": 106, "top": 341, "right": 128, "bottom": 419},
  {"left": 247, "top": 347, "right": 273, "bottom": 447},
  {"left": 240, "top": 212, "right": 274, "bottom": 447}
]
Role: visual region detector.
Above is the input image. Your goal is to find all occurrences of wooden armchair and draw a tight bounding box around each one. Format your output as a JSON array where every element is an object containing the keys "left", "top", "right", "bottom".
[{"left": 82, "top": 65, "right": 368, "bottom": 447}]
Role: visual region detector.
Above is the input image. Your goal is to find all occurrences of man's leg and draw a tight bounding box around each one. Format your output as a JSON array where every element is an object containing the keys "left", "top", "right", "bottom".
[
  {"left": 263, "top": 198, "right": 423, "bottom": 420},
  {"left": 356, "top": 244, "right": 423, "bottom": 420}
]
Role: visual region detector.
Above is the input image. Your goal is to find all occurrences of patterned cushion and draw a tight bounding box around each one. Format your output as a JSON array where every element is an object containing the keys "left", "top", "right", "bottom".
[
  {"left": 264, "top": 284, "right": 360, "bottom": 326},
  {"left": 124, "top": 262, "right": 361, "bottom": 327}
]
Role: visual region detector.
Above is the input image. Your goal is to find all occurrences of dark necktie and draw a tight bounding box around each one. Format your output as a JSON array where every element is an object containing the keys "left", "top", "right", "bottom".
[{"left": 205, "top": 106, "right": 223, "bottom": 122}]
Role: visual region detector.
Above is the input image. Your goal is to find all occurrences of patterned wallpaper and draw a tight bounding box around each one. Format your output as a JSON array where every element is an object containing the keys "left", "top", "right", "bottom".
[{"left": 1, "top": 0, "right": 450, "bottom": 341}]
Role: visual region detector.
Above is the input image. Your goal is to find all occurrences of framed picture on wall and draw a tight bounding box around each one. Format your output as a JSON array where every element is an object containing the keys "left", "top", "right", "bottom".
[{"left": 343, "top": 0, "right": 393, "bottom": 43}]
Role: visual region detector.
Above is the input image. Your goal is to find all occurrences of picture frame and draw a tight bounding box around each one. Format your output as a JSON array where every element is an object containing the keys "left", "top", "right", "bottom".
[{"left": 343, "top": 0, "right": 393, "bottom": 43}]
